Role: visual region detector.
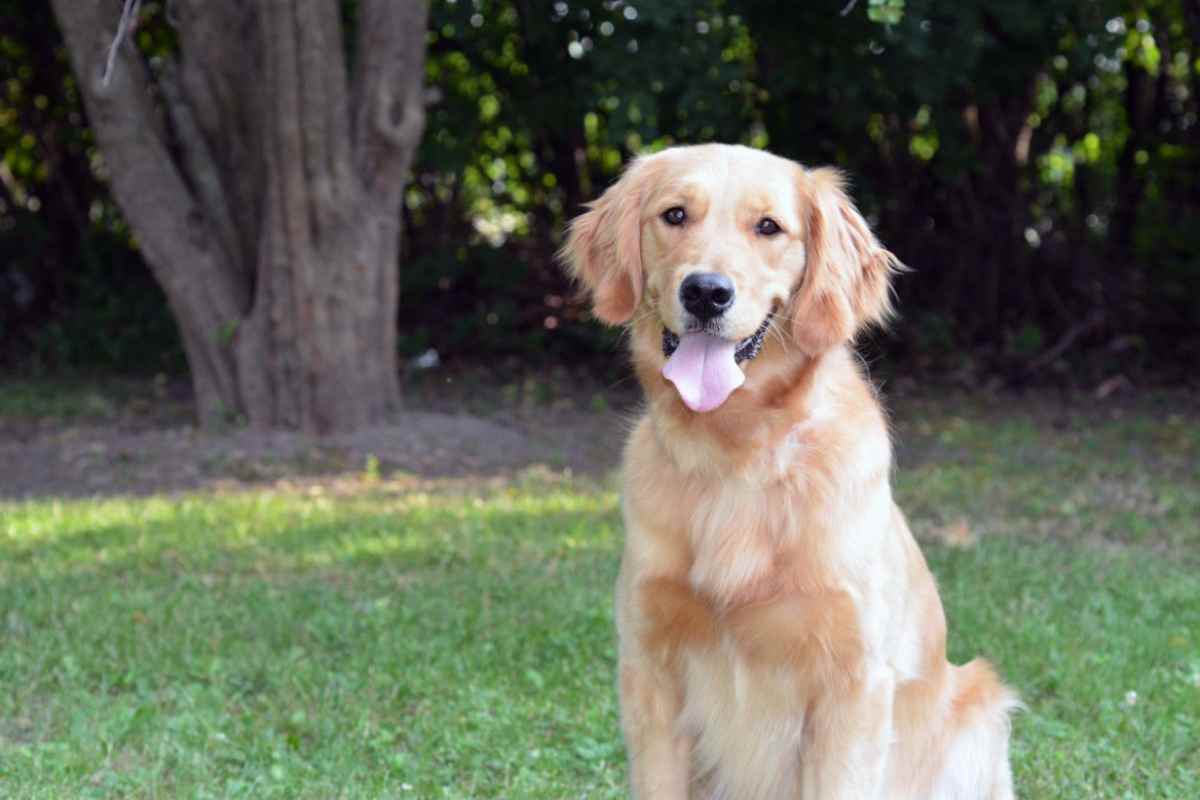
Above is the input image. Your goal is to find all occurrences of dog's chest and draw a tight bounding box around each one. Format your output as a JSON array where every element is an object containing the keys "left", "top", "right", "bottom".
[
  {"left": 677, "top": 619, "right": 809, "bottom": 799},
  {"left": 682, "top": 470, "right": 817, "bottom": 607},
  {"left": 687, "top": 493, "right": 773, "bottom": 602},
  {"left": 678, "top": 506, "right": 841, "bottom": 798}
]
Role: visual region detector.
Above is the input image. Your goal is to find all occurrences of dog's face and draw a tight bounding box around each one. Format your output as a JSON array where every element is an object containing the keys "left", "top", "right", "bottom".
[
  {"left": 562, "top": 144, "right": 898, "bottom": 411},
  {"left": 640, "top": 148, "right": 804, "bottom": 353}
]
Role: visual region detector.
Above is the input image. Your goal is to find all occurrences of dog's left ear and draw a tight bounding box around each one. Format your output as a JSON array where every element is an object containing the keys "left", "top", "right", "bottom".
[
  {"left": 559, "top": 157, "right": 654, "bottom": 326},
  {"left": 789, "top": 167, "right": 902, "bottom": 354}
]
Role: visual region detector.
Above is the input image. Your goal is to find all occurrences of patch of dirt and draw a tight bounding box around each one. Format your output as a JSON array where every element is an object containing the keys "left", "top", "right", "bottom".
[
  {"left": 2, "top": 367, "right": 1194, "bottom": 501},
  {"left": 0, "top": 370, "right": 639, "bottom": 499}
]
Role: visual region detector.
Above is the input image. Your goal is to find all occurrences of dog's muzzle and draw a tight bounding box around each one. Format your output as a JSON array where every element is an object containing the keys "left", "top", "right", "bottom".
[{"left": 662, "top": 313, "right": 772, "bottom": 365}]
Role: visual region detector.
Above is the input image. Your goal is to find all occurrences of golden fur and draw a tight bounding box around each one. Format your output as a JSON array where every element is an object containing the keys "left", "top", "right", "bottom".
[{"left": 562, "top": 144, "right": 1018, "bottom": 799}]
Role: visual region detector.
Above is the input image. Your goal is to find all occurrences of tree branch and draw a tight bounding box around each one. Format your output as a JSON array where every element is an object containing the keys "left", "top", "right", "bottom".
[
  {"left": 171, "top": 1, "right": 264, "bottom": 286},
  {"left": 259, "top": 0, "right": 354, "bottom": 249},
  {"left": 351, "top": 0, "right": 429, "bottom": 194},
  {"left": 1025, "top": 310, "right": 1104, "bottom": 372},
  {"left": 49, "top": 0, "right": 247, "bottom": 325},
  {"left": 156, "top": 60, "right": 242, "bottom": 286},
  {"left": 373, "top": 79, "right": 426, "bottom": 150},
  {"left": 102, "top": 0, "right": 141, "bottom": 87}
]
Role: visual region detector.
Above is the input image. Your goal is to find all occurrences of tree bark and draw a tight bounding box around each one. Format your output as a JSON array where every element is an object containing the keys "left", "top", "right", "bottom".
[{"left": 49, "top": 0, "right": 427, "bottom": 434}]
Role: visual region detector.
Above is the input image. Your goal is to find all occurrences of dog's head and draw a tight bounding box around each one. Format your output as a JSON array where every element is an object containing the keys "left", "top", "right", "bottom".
[{"left": 561, "top": 144, "right": 899, "bottom": 412}]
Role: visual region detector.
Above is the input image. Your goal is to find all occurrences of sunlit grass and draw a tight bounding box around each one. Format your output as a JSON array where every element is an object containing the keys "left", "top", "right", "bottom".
[{"left": 1, "top": 485, "right": 626, "bottom": 798}]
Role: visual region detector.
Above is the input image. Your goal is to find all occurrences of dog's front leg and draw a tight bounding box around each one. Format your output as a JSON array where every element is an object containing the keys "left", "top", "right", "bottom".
[
  {"left": 800, "top": 662, "right": 896, "bottom": 800},
  {"left": 726, "top": 591, "right": 895, "bottom": 799},
  {"left": 617, "top": 569, "right": 716, "bottom": 799},
  {"left": 618, "top": 658, "right": 691, "bottom": 799}
]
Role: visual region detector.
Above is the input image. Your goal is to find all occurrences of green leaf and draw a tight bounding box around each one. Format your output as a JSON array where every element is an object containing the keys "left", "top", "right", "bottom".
[{"left": 867, "top": 0, "right": 905, "bottom": 25}]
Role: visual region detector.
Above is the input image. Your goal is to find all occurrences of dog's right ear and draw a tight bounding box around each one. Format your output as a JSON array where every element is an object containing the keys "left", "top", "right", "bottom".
[{"left": 559, "top": 158, "right": 653, "bottom": 326}]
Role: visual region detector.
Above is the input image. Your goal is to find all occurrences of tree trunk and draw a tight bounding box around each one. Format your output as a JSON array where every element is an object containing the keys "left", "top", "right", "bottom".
[{"left": 49, "top": 0, "right": 427, "bottom": 433}]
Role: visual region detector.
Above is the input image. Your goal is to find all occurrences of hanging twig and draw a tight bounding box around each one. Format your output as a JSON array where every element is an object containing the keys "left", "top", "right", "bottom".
[
  {"left": 102, "top": 0, "right": 142, "bottom": 87},
  {"left": 840, "top": 0, "right": 860, "bottom": 16},
  {"left": 1025, "top": 310, "right": 1104, "bottom": 372}
]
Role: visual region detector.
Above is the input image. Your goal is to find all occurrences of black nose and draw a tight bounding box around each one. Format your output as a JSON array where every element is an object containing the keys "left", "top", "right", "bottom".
[{"left": 680, "top": 272, "right": 735, "bottom": 321}]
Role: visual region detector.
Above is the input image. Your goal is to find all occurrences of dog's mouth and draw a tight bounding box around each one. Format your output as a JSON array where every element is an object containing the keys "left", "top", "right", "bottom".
[
  {"left": 659, "top": 313, "right": 773, "bottom": 413},
  {"left": 661, "top": 313, "right": 772, "bottom": 365}
]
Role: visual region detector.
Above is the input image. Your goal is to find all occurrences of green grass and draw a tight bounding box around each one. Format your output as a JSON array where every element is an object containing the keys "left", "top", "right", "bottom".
[
  {"left": 0, "top": 378, "right": 120, "bottom": 421},
  {"left": 893, "top": 396, "right": 1200, "bottom": 551},
  {"left": 1, "top": 484, "right": 626, "bottom": 798},
  {"left": 0, "top": 376, "right": 180, "bottom": 423},
  {"left": 1, "top": 411, "right": 1199, "bottom": 798}
]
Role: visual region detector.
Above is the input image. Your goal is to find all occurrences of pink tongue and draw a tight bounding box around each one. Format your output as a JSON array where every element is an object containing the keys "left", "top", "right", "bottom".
[{"left": 662, "top": 332, "right": 745, "bottom": 412}]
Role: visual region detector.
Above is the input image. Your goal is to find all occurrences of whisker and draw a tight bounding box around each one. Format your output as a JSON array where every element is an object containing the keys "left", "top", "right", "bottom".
[{"left": 766, "top": 318, "right": 792, "bottom": 357}]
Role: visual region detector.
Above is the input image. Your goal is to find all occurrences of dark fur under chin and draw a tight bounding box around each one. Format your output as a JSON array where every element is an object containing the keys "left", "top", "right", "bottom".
[{"left": 661, "top": 313, "right": 773, "bottom": 365}]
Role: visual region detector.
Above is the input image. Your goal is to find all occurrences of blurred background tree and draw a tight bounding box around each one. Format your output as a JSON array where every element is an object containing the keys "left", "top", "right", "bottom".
[
  {"left": 43, "top": 0, "right": 427, "bottom": 433},
  {"left": 2, "top": 0, "right": 1198, "bottom": 427}
]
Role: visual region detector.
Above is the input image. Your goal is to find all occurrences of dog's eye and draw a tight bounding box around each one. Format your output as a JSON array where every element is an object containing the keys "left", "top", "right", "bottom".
[
  {"left": 756, "top": 217, "right": 782, "bottom": 236},
  {"left": 662, "top": 206, "right": 687, "bottom": 226}
]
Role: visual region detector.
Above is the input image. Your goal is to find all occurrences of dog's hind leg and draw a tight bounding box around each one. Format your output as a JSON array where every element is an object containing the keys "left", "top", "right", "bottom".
[{"left": 927, "top": 659, "right": 1021, "bottom": 800}]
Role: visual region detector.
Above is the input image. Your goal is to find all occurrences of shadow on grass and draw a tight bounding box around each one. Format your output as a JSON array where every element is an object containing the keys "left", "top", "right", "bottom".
[{"left": 2, "top": 496, "right": 621, "bottom": 577}]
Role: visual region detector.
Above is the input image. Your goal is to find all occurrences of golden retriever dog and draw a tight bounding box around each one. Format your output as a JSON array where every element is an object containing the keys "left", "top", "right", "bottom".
[{"left": 561, "top": 144, "right": 1018, "bottom": 799}]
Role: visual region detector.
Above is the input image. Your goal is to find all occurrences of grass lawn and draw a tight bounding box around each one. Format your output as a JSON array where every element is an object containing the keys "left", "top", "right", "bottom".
[{"left": 1, "top": 399, "right": 1198, "bottom": 798}]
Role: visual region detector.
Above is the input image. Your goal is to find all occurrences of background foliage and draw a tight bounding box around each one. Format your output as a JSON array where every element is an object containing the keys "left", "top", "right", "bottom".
[{"left": 2, "top": 0, "right": 1198, "bottom": 382}]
